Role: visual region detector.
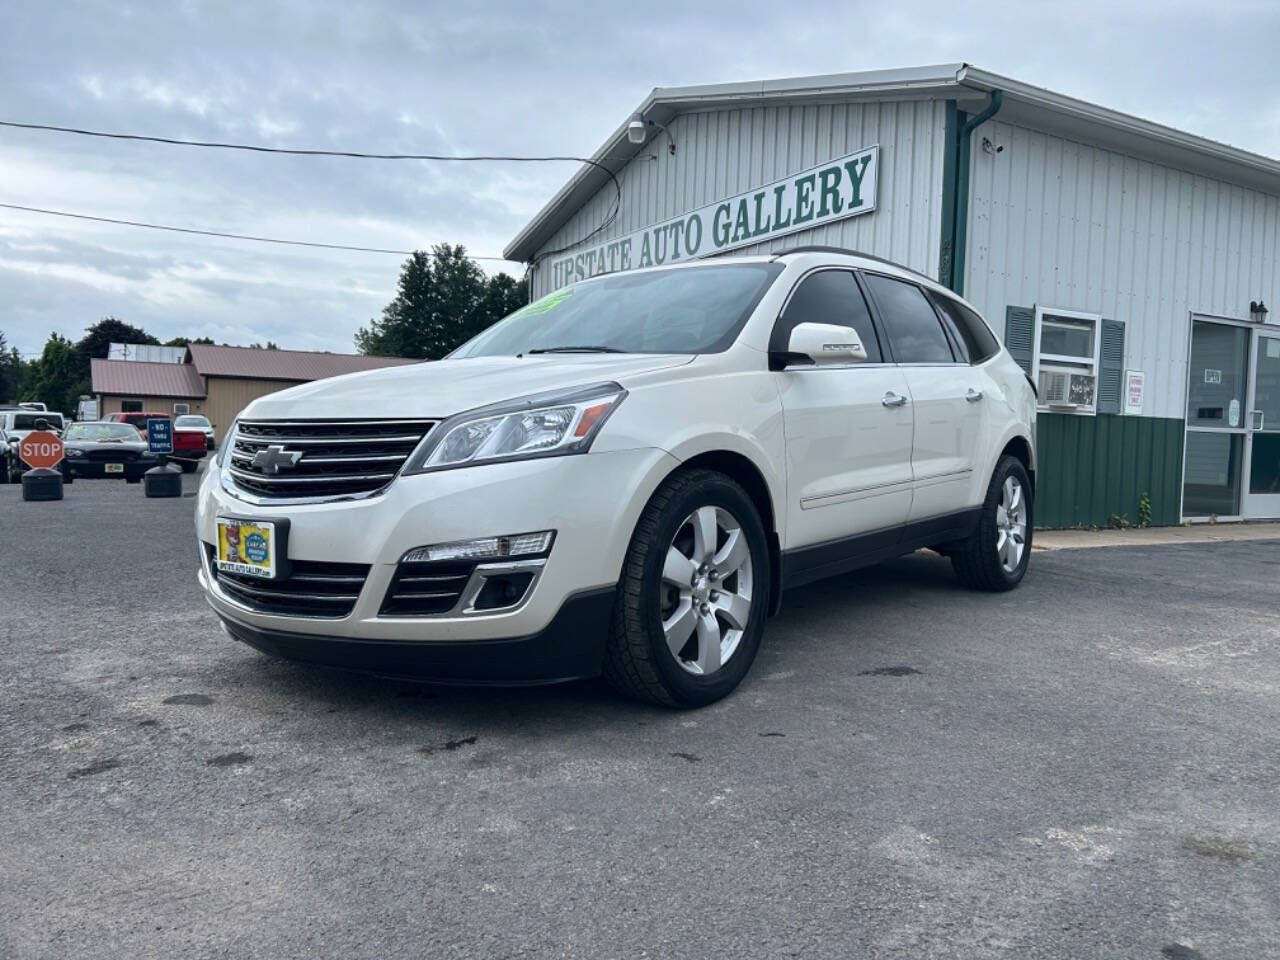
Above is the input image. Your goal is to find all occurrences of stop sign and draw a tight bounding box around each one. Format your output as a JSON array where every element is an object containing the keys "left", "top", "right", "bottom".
[{"left": 18, "top": 430, "right": 64, "bottom": 469}]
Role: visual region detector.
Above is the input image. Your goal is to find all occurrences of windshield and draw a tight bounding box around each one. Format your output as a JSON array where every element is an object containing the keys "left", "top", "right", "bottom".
[
  {"left": 65, "top": 423, "right": 140, "bottom": 442},
  {"left": 175, "top": 416, "right": 209, "bottom": 427},
  {"left": 451, "top": 263, "right": 782, "bottom": 358}
]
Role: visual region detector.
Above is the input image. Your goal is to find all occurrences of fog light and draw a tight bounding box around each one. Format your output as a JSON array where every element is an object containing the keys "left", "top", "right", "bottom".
[
  {"left": 402, "top": 531, "right": 554, "bottom": 564},
  {"left": 473, "top": 572, "right": 536, "bottom": 610}
]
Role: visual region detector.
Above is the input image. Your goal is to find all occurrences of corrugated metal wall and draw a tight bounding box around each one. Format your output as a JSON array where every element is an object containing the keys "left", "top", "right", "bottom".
[
  {"left": 1035, "top": 413, "right": 1185, "bottom": 527},
  {"left": 965, "top": 117, "right": 1280, "bottom": 420},
  {"left": 205, "top": 377, "right": 301, "bottom": 443},
  {"left": 530, "top": 100, "right": 947, "bottom": 298}
]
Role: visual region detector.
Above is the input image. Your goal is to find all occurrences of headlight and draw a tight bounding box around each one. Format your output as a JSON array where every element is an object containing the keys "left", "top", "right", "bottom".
[{"left": 403, "top": 383, "right": 625, "bottom": 474}]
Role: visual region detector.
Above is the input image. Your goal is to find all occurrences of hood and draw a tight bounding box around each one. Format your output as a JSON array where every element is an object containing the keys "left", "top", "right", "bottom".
[
  {"left": 241, "top": 354, "right": 694, "bottom": 421},
  {"left": 64, "top": 437, "right": 147, "bottom": 450}
]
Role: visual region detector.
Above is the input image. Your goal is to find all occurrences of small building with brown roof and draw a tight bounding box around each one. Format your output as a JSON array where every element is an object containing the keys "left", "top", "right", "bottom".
[{"left": 91, "top": 345, "right": 416, "bottom": 442}]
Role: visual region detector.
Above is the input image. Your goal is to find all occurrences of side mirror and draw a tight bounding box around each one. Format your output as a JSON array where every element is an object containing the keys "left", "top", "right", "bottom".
[{"left": 771, "top": 322, "right": 869, "bottom": 369}]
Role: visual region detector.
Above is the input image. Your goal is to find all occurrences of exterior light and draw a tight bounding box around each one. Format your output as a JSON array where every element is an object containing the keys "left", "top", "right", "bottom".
[
  {"left": 1251, "top": 300, "right": 1269, "bottom": 323},
  {"left": 627, "top": 118, "right": 647, "bottom": 145},
  {"left": 402, "top": 531, "right": 555, "bottom": 565}
]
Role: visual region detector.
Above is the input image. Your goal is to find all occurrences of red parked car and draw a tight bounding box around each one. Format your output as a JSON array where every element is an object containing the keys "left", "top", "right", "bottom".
[{"left": 103, "top": 411, "right": 208, "bottom": 472}]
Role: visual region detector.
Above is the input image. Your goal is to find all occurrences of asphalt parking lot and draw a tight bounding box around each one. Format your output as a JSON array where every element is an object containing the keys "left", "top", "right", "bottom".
[{"left": 2, "top": 473, "right": 1278, "bottom": 960}]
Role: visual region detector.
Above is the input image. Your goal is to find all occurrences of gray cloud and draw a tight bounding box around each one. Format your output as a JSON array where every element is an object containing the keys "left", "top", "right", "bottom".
[{"left": 3, "top": 0, "right": 1278, "bottom": 355}]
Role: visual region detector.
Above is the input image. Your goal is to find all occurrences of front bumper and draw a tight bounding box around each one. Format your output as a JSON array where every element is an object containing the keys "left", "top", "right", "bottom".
[
  {"left": 195, "top": 445, "right": 677, "bottom": 652},
  {"left": 215, "top": 586, "right": 616, "bottom": 683},
  {"left": 63, "top": 459, "right": 157, "bottom": 479}
]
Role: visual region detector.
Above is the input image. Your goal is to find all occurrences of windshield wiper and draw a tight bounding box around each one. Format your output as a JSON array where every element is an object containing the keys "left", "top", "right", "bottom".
[{"left": 527, "top": 345, "right": 628, "bottom": 354}]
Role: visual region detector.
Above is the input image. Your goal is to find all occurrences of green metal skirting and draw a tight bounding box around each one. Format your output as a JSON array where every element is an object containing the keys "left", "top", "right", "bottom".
[{"left": 1033, "top": 414, "right": 1184, "bottom": 528}]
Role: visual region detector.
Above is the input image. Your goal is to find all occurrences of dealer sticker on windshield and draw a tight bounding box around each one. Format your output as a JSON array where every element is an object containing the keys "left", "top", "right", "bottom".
[{"left": 216, "top": 518, "right": 277, "bottom": 579}]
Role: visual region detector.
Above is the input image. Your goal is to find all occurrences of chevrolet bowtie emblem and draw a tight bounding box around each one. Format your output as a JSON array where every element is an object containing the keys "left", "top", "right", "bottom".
[{"left": 251, "top": 444, "right": 303, "bottom": 474}]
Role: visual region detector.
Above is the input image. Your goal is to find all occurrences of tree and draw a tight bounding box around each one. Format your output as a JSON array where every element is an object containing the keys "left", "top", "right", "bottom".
[
  {"left": 165, "top": 336, "right": 214, "bottom": 348},
  {"left": 2, "top": 345, "right": 27, "bottom": 405},
  {"left": 25, "top": 333, "right": 82, "bottom": 414},
  {"left": 0, "top": 332, "right": 10, "bottom": 404},
  {"left": 77, "top": 317, "right": 159, "bottom": 370},
  {"left": 356, "top": 244, "right": 528, "bottom": 359}
]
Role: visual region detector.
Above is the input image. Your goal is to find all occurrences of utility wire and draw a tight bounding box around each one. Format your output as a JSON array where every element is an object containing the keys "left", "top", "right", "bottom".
[
  {"left": 0, "top": 202, "right": 511, "bottom": 259},
  {"left": 0, "top": 118, "right": 624, "bottom": 254}
]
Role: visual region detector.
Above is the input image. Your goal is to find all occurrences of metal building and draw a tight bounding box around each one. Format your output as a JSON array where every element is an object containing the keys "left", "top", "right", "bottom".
[{"left": 504, "top": 64, "right": 1280, "bottom": 527}]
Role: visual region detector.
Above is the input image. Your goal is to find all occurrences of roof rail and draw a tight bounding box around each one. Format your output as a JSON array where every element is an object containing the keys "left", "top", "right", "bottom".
[{"left": 769, "top": 245, "right": 941, "bottom": 287}]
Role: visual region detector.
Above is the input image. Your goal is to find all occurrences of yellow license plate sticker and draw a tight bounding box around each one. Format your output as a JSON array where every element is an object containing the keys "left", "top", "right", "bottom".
[
  {"left": 104, "top": 463, "right": 124, "bottom": 473},
  {"left": 216, "top": 518, "right": 276, "bottom": 579}
]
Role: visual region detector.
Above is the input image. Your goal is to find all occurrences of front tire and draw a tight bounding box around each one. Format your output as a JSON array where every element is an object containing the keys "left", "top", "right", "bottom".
[
  {"left": 604, "top": 468, "right": 770, "bottom": 708},
  {"left": 950, "top": 455, "right": 1032, "bottom": 591}
]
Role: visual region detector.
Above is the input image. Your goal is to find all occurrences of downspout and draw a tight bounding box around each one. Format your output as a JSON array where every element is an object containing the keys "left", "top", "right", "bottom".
[{"left": 942, "top": 89, "right": 1003, "bottom": 295}]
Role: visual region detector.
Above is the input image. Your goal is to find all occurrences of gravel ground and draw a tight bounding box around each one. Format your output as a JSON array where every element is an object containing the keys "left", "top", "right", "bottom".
[{"left": 2, "top": 473, "right": 1277, "bottom": 960}]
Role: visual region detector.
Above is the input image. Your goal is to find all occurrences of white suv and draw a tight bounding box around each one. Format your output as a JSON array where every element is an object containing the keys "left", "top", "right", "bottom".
[{"left": 195, "top": 248, "right": 1035, "bottom": 707}]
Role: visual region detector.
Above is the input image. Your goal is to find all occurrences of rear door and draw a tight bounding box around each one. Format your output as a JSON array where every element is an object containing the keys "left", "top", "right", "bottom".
[
  {"left": 772, "top": 269, "right": 915, "bottom": 552},
  {"left": 861, "top": 272, "right": 985, "bottom": 523}
]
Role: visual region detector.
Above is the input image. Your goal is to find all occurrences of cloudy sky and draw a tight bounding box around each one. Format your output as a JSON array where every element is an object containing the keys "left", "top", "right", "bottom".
[{"left": 2, "top": 0, "right": 1278, "bottom": 357}]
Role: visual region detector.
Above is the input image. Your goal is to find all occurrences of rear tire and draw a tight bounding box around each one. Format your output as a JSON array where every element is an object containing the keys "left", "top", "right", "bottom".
[
  {"left": 181, "top": 460, "right": 197, "bottom": 474},
  {"left": 950, "top": 455, "right": 1032, "bottom": 591},
  {"left": 604, "top": 468, "right": 770, "bottom": 708}
]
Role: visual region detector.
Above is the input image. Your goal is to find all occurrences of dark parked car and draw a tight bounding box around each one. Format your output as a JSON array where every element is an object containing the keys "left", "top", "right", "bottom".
[
  {"left": 60, "top": 421, "right": 161, "bottom": 483},
  {"left": 103, "top": 411, "right": 207, "bottom": 472}
]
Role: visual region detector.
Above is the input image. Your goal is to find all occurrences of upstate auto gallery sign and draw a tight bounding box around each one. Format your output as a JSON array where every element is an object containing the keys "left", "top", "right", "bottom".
[{"left": 547, "top": 145, "right": 879, "bottom": 289}]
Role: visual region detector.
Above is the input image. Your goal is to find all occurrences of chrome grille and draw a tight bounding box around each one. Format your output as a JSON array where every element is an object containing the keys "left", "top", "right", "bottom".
[
  {"left": 228, "top": 419, "right": 436, "bottom": 499},
  {"left": 86, "top": 449, "right": 141, "bottom": 462},
  {"left": 205, "top": 544, "right": 369, "bottom": 618}
]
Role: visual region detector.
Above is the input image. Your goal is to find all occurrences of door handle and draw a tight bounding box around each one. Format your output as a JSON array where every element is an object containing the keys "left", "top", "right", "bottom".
[
  {"left": 882, "top": 392, "right": 908, "bottom": 408},
  {"left": 965, "top": 388, "right": 984, "bottom": 402}
]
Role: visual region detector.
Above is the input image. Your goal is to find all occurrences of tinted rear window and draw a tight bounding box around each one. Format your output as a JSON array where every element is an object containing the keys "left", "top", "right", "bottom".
[
  {"left": 929, "top": 292, "right": 1000, "bottom": 363},
  {"left": 862, "top": 273, "right": 956, "bottom": 364},
  {"left": 11, "top": 413, "right": 61, "bottom": 430}
]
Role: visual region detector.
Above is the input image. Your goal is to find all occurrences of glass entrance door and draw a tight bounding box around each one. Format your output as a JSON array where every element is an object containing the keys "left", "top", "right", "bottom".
[
  {"left": 1243, "top": 329, "right": 1280, "bottom": 519},
  {"left": 1183, "top": 319, "right": 1250, "bottom": 519}
]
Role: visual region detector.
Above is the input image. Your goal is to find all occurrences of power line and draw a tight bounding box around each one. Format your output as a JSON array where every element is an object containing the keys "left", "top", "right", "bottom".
[
  {"left": 0, "top": 119, "right": 622, "bottom": 164},
  {"left": 0, "top": 202, "right": 513, "bottom": 259},
  {"left": 0, "top": 118, "right": 624, "bottom": 254}
]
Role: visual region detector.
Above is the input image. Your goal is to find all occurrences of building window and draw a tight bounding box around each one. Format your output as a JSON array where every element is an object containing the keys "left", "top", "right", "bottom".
[
  {"left": 173, "top": 403, "right": 190, "bottom": 415},
  {"left": 121, "top": 399, "right": 144, "bottom": 412},
  {"left": 1033, "top": 307, "right": 1102, "bottom": 414}
]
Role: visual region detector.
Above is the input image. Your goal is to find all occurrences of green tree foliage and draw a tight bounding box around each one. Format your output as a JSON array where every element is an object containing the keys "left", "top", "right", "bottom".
[
  {"left": 356, "top": 244, "right": 528, "bottom": 359},
  {"left": 26, "top": 334, "right": 81, "bottom": 415},
  {"left": 77, "top": 317, "right": 159, "bottom": 371},
  {"left": 0, "top": 331, "right": 11, "bottom": 404},
  {"left": 2, "top": 344, "right": 27, "bottom": 405},
  {"left": 164, "top": 336, "right": 215, "bottom": 348}
]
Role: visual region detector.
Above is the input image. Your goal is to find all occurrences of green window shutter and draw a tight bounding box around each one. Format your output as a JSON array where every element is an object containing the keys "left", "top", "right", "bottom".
[
  {"left": 1097, "top": 319, "right": 1125, "bottom": 414},
  {"left": 1004, "top": 305, "right": 1035, "bottom": 375}
]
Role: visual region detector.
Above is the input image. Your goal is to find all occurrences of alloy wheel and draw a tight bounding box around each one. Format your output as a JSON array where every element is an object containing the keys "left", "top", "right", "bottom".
[
  {"left": 658, "top": 505, "right": 754, "bottom": 676},
  {"left": 996, "top": 475, "right": 1027, "bottom": 573}
]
